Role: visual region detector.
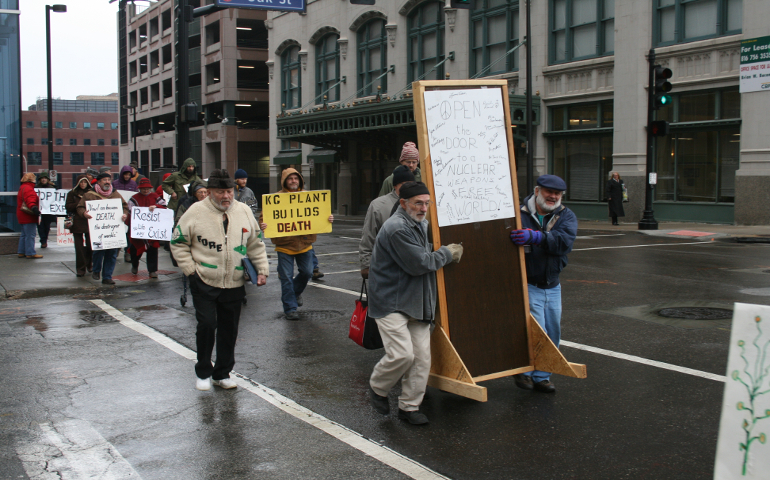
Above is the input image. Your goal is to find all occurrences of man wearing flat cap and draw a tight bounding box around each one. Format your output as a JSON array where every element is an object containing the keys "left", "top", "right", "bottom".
[
  {"left": 172, "top": 169, "right": 269, "bottom": 391},
  {"left": 509, "top": 174, "right": 577, "bottom": 393},
  {"left": 367, "top": 181, "right": 463, "bottom": 425}
]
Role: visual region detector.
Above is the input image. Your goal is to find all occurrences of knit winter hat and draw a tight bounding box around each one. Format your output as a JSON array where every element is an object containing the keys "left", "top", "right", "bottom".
[
  {"left": 206, "top": 169, "right": 235, "bottom": 189},
  {"left": 137, "top": 177, "right": 152, "bottom": 188},
  {"left": 38, "top": 171, "right": 49, "bottom": 179},
  {"left": 392, "top": 165, "right": 415, "bottom": 186},
  {"left": 399, "top": 181, "right": 430, "bottom": 200},
  {"left": 399, "top": 142, "right": 419, "bottom": 163},
  {"left": 234, "top": 169, "right": 248, "bottom": 179}
]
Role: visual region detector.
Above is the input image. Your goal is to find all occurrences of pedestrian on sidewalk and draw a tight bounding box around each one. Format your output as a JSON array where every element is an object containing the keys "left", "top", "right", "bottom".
[
  {"left": 509, "top": 175, "right": 577, "bottom": 393},
  {"left": 233, "top": 169, "right": 258, "bottom": 218},
  {"left": 367, "top": 182, "right": 463, "bottom": 425},
  {"left": 34, "top": 171, "right": 56, "bottom": 249},
  {"left": 77, "top": 173, "right": 129, "bottom": 285},
  {"left": 129, "top": 162, "right": 146, "bottom": 184},
  {"left": 163, "top": 158, "right": 201, "bottom": 213},
  {"left": 126, "top": 178, "right": 167, "bottom": 278},
  {"left": 17, "top": 173, "right": 42, "bottom": 259},
  {"left": 258, "top": 168, "right": 334, "bottom": 320},
  {"left": 114, "top": 165, "right": 138, "bottom": 262},
  {"left": 65, "top": 175, "right": 93, "bottom": 276},
  {"left": 378, "top": 142, "right": 422, "bottom": 197},
  {"left": 171, "top": 169, "right": 269, "bottom": 391},
  {"left": 606, "top": 171, "right": 625, "bottom": 225}
]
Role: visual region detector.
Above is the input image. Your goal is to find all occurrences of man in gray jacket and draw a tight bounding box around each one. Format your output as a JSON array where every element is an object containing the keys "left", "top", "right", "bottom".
[
  {"left": 367, "top": 182, "right": 463, "bottom": 425},
  {"left": 359, "top": 165, "right": 414, "bottom": 279}
]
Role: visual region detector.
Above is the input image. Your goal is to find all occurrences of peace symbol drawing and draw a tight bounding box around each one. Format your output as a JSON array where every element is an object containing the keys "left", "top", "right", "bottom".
[{"left": 440, "top": 101, "right": 452, "bottom": 120}]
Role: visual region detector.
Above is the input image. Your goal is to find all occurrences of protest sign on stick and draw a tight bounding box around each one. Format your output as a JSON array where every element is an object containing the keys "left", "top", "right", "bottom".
[
  {"left": 260, "top": 190, "right": 332, "bottom": 238},
  {"left": 56, "top": 217, "right": 74, "bottom": 246},
  {"left": 35, "top": 189, "right": 68, "bottom": 215},
  {"left": 129, "top": 207, "right": 173, "bottom": 241},
  {"left": 86, "top": 199, "right": 127, "bottom": 250}
]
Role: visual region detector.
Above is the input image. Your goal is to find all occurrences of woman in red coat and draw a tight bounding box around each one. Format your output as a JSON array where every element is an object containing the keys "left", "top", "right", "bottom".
[
  {"left": 17, "top": 172, "right": 42, "bottom": 258},
  {"left": 127, "top": 177, "right": 167, "bottom": 277}
]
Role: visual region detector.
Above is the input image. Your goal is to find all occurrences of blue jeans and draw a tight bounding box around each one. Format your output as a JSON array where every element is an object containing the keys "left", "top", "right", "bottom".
[
  {"left": 525, "top": 284, "right": 562, "bottom": 383},
  {"left": 92, "top": 248, "right": 119, "bottom": 280},
  {"left": 18, "top": 223, "right": 37, "bottom": 256},
  {"left": 312, "top": 249, "right": 319, "bottom": 270},
  {"left": 277, "top": 250, "right": 313, "bottom": 313}
]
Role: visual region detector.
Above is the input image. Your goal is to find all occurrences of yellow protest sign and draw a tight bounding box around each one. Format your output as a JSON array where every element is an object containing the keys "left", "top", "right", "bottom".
[{"left": 261, "top": 190, "right": 332, "bottom": 238}]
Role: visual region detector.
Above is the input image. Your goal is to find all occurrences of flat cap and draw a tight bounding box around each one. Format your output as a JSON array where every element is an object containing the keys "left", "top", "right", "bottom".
[
  {"left": 536, "top": 174, "right": 567, "bottom": 191},
  {"left": 96, "top": 173, "right": 112, "bottom": 181}
]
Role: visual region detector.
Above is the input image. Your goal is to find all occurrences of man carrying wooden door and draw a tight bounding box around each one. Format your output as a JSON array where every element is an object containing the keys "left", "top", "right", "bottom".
[
  {"left": 509, "top": 175, "right": 578, "bottom": 393},
  {"left": 367, "top": 181, "right": 464, "bottom": 425}
]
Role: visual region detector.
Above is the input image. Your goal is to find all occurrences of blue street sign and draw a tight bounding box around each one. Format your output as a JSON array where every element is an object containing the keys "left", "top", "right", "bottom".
[{"left": 214, "top": 0, "right": 306, "bottom": 13}]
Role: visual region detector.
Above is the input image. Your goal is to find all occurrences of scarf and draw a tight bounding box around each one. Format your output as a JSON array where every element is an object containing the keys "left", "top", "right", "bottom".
[{"left": 95, "top": 183, "right": 113, "bottom": 197}]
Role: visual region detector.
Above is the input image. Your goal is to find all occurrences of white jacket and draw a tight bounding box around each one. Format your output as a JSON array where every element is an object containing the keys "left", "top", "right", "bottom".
[{"left": 171, "top": 197, "right": 269, "bottom": 289}]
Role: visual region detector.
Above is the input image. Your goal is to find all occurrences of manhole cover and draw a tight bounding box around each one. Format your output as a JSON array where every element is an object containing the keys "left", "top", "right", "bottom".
[{"left": 657, "top": 307, "right": 733, "bottom": 320}]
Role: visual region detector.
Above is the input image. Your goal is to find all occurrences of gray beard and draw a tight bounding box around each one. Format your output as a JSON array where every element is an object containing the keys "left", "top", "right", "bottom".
[
  {"left": 210, "top": 197, "right": 230, "bottom": 212},
  {"left": 536, "top": 192, "right": 561, "bottom": 213}
]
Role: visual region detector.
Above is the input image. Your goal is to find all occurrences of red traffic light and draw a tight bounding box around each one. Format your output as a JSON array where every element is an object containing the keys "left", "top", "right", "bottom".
[{"left": 649, "top": 120, "right": 669, "bottom": 137}]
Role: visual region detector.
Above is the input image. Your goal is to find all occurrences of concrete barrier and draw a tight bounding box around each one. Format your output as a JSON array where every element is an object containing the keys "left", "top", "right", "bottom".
[{"left": 0, "top": 233, "right": 21, "bottom": 255}]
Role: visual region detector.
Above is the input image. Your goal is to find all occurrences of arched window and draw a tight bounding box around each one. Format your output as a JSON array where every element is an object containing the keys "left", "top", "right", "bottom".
[
  {"left": 316, "top": 34, "right": 340, "bottom": 103},
  {"left": 471, "top": 0, "right": 519, "bottom": 77},
  {"left": 407, "top": 1, "right": 445, "bottom": 84},
  {"left": 281, "top": 46, "right": 301, "bottom": 109},
  {"left": 357, "top": 19, "right": 388, "bottom": 97}
]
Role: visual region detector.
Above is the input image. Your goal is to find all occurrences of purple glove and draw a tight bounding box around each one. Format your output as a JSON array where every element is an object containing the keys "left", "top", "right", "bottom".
[{"left": 510, "top": 228, "right": 543, "bottom": 246}]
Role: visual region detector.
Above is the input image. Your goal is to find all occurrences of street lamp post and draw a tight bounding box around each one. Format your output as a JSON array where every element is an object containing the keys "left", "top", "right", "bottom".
[
  {"left": 45, "top": 4, "right": 66, "bottom": 186},
  {"left": 123, "top": 104, "right": 137, "bottom": 165}
]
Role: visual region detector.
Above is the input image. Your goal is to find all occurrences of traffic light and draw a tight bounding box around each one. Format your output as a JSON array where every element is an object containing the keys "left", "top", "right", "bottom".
[
  {"left": 649, "top": 120, "right": 669, "bottom": 137},
  {"left": 450, "top": 0, "right": 474, "bottom": 9},
  {"left": 350, "top": 0, "right": 375, "bottom": 4},
  {"left": 652, "top": 65, "right": 672, "bottom": 109}
]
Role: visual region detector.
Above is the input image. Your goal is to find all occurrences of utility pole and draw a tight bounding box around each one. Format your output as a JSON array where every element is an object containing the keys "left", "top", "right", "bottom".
[
  {"left": 175, "top": 0, "right": 191, "bottom": 166},
  {"left": 525, "top": 0, "right": 534, "bottom": 194}
]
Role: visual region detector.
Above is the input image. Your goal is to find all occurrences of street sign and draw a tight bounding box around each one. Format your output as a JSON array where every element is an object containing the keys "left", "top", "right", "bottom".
[
  {"left": 49, "top": 170, "right": 57, "bottom": 182},
  {"left": 649, "top": 173, "right": 657, "bottom": 185},
  {"left": 213, "top": 0, "right": 306, "bottom": 13},
  {"left": 740, "top": 36, "right": 770, "bottom": 93}
]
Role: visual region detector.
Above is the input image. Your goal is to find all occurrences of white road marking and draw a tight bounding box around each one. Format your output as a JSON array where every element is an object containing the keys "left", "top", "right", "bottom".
[
  {"left": 573, "top": 240, "right": 712, "bottom": 251},
  {"left": 89, "top": 300, "right": 446, "bottom": 480},
  {"left": 314, "top": 269, "right": 361, "bottom": 275},
  {"left": 338, "top": 236, "right": 361, "bottom": 241},
  {"left": 575, "top": 234, "right": 626, "bottom": 239},
  {"left": 18, "top": 419, "right": 141, "bottom": 479},
  {"left": 314, "top": 251, "right": 358, "bottom": 256},
  {"left": 308, "top": 282, "right": 366, "bottom": 298},
  {"left": 561, "top": 340, "right": 726, "bottom": 382}
]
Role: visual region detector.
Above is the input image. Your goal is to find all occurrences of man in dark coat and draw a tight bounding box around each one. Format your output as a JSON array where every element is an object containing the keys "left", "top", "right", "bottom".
[
  {"left": 606, "top": 171, "right": 625, "bottom": 225},
  {"left": 34, "top": 171, "right": 56, "bottom": 249},
  {"left": 65, "top": 175, "right": 93, "bottom": 276}
]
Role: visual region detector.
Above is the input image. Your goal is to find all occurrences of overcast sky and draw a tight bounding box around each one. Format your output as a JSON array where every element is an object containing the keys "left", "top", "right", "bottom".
[{"left": 19, "top": 0, "right": 121, "bottom": 109}]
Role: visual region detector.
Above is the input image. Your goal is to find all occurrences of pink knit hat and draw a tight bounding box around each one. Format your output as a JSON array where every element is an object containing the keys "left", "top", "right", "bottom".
[{"left": 399, "top": 142, "right": 419, "bottom": 162}]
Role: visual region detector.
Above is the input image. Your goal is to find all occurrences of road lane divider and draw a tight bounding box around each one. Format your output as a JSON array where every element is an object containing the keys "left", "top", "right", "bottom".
[
  {"left": 573, "top": 240, "right": 712, "bottom": 251},
  {"left": 90, "top": 299, "right": 448, "bottom": 480}
]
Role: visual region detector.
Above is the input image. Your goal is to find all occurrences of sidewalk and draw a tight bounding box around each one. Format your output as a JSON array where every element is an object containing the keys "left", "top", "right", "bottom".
[{"left": 578, "top": 219, "right": 770, "bottom": 240}]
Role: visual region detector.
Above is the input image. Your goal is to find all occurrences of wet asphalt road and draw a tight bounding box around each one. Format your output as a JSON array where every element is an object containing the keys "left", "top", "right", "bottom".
[{"left": 1, "top": 219, "right": 770, "bottom": 479}]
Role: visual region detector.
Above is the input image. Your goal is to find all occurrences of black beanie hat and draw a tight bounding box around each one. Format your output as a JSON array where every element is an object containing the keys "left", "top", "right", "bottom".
[
  {"left": 96, "top": 173, "right": 112, "bottom": 181},
  {"left": 206, "top": 169, "right": 235, "bottom": 189},
  {"left": 392, "top": 165, "right": 415, "bottom": 186},
  {"left": 399, "top": 181, "right": 430, "bottom": 199}
]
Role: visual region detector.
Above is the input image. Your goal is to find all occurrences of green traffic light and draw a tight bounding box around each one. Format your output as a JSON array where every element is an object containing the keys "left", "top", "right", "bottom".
[{"left": 659, "top": 95, "right": 671, "bottom": 105}]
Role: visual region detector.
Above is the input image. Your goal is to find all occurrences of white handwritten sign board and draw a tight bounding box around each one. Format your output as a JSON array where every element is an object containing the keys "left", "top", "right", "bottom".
[
  {"left": 129, "top": 207, "right": 173, "bottom": 241},
  {"left": 35, "top": 188, "right": 68, "bottom": 215},
  {"left": 118, "top": 190, "right": 137, "bottom": 203},
  {"left": 86, "top": 199, "right": 127, "bottom": 250},
  {"left": 56, "top": 217, "right": 74, "bottom": 246},
  {"left": 714, "top": 303, "right": 770, "bottom": 479},
  {"left": 422, "top": 88, "right": 516, "bottom": 227}
]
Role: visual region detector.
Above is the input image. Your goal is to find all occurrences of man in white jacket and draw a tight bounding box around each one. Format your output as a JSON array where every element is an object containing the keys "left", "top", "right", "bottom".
[{"left": 171, "top": 169, "right": 269, "bottom": 391}]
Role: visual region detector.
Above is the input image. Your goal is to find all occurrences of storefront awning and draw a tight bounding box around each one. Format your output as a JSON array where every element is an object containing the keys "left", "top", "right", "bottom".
[
  {"left": 307, "top": 150, "right": 337, "bottom": 164},
  {"left": 273, "top": 151, "right": 302, "bottom": 165}
]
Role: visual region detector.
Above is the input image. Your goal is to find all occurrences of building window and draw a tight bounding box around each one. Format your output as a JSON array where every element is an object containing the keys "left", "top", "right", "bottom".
[
  {"left": 357, "top": 19, "right": 388, "bottom": 97},
  {"left": 84, "top": 139, "right": 91, "bottom": 146},
  {"left": 41, "top": 121, "right": 48, "bottom": 128},
  {"left": 98, "top": 139, "right": 105, "bottom": 146},
  {"left": 41, "top": 138, "right": 48, "bottom": 145},
  {"left": 111, "top": 139, "right": 119, "bottom": 146},
  {"left": 471, "top": 0, "right": 520, "bottom": 77},
  {"left": 654, "top": 88, "right": 740, "bottom": 203},
  {"left": 70, "top": 152, "right": 84, "bottom": 166},
  {"left": 97, "top": 122, "right": 105, "bottom": 130},
  {"left": 281, "top": 45, "right": 301, "bottom": 109},
  {"left": 69, "top": 122, "right": 77, "bottom": 129},
  {"left": 316, "top": 34, "right": 341, "bottom": 104},
  {"left": 91, "top": 152, "right": 105, "bottom": 165},
  {"left": 28, "top": 152, "right": 42, "bottom": 165},
  {"left": 655, "top": 0, "right": 741, "bottom": 46},
  {"left": 408, "top": 1, "right": 446, "bottom": 83},
  {"left": 55, "top": 138, "right": 63, "bottom": 146},
  {"left": 53, "top": 152, "right": 63, "bottom": 166},
  {"left": 548, "top": 101, "right": 614, "bottom": 202},
  {"left": 55, "top": 121, "right": 62, "bottom": 129},
  {"left": 550, "top": 0, "right": 614, "bottom": 64},
  {"left": 26, "top": 138, "right": 33, "bottom": 145},
  {"left": 70, "top": 139, "right": 77, "bottom": 146},
  {"left": 111, "top": 122, "right": 118, "bottom": 130},
  {"left": 83, "top": 122, "right": 91, "bottom": 129},
  {"left": 26, "top": 121, "right": 33, "bottom": 128},
  {"left": 112, "top": 152, "right": 120, "bottom": 165}
]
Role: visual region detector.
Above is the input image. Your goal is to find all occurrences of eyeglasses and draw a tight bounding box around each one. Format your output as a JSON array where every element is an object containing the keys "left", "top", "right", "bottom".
[{"left": 409, "top": 200, "right": 432, "bottom": 208}]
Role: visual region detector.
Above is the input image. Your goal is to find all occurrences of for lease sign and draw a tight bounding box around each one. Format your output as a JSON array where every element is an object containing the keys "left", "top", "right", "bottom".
[{"left": 740, "top": 36, "right": 770, "bottom": 93}]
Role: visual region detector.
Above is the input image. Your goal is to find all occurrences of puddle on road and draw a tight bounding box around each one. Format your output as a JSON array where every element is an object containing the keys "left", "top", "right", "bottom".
[{"left": 22, "top": 310, "right": 117, "bottom": 332}]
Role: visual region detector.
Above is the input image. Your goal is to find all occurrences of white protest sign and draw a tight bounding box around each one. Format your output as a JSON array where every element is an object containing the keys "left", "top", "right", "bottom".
[
  {"left": 714, "top": 303, "right": 770, "bottom": 479},
  {"left": 86, "top": 199, "right": 127, "bottom": 250},
  {"left": 56, "top": 217, "right": 74, "bottom": 246},
  {"left": 35, "top": 188, "right": 68, "bottom": 215},
  {"left": 117, "top": 189, "right": 137, "bottom": 203},
  {"left": 129, "top": 207, "right": 174, "bottom": 241},
  {"left": 422, "top": 88, "right": 516, "bottom": 227}
]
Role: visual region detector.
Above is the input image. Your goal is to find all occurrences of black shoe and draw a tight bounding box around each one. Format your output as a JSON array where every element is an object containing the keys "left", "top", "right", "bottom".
[
  {"left": 285, "top": 311, "right": 299, "bottom": 321},
  {"left": 369, "top": 387, "right": 389, "bottom": 415},
  {"left": 102, "top": 278, "right": 115, "bottom": 285},
  {"left": 76, "top": 273, "right": 85, "bottom": 277},
  {"left": 92, "top": 272, "right": 100, "bottom": 280},
  {"left": 296, "top": 295, "right": 303, "bottom": 307},
  {"left": 513, "top": 374, "right": 534, "bottom": 390},
  {"left": 313, "top": 268, "right": 324, "bottom": 279},
  {"left": 398, "top": 409, "right": 429, "bottom": 425},
  {"left": 533, "top": 380, "right": 556, "bottom": 393},
  {"left": 40, "top": 243, "right": 47, "bottom": 249},
  {"left": 131, "top": 266, "right": 138, "bottom": 275}
]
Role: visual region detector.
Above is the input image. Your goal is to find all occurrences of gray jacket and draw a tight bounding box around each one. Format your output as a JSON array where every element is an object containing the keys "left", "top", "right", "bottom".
[
  {"left": 359, "top": 190, "right": 399, "bottom": 270},
  {"left": 234, "top": 185, "right": 258, "bottom": 217},
  {"left": 368, "top": 207, "right": 453, "bottom": 321}
]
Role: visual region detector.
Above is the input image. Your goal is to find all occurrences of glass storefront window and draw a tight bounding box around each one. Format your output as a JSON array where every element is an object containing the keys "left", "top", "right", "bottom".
[
  {"left": 552, "top": 134, "right": 613, "bottom": 201},
  {"left": 679, "top": 92, "right": 716, "bottom": 122}
]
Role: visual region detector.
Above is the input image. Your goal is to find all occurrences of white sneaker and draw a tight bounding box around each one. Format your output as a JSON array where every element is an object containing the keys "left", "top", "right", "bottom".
[
  {"left": 212, "top": 377, "right": 237, "bottom": 389},
  {"left": 196, "top": 377, "right": 212, "bottom": 391}
]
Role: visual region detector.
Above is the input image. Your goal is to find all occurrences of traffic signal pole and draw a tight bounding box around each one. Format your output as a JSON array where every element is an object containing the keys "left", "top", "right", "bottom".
[{"left": 638, "top": 49, "right": 659, "bottom": 230}]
